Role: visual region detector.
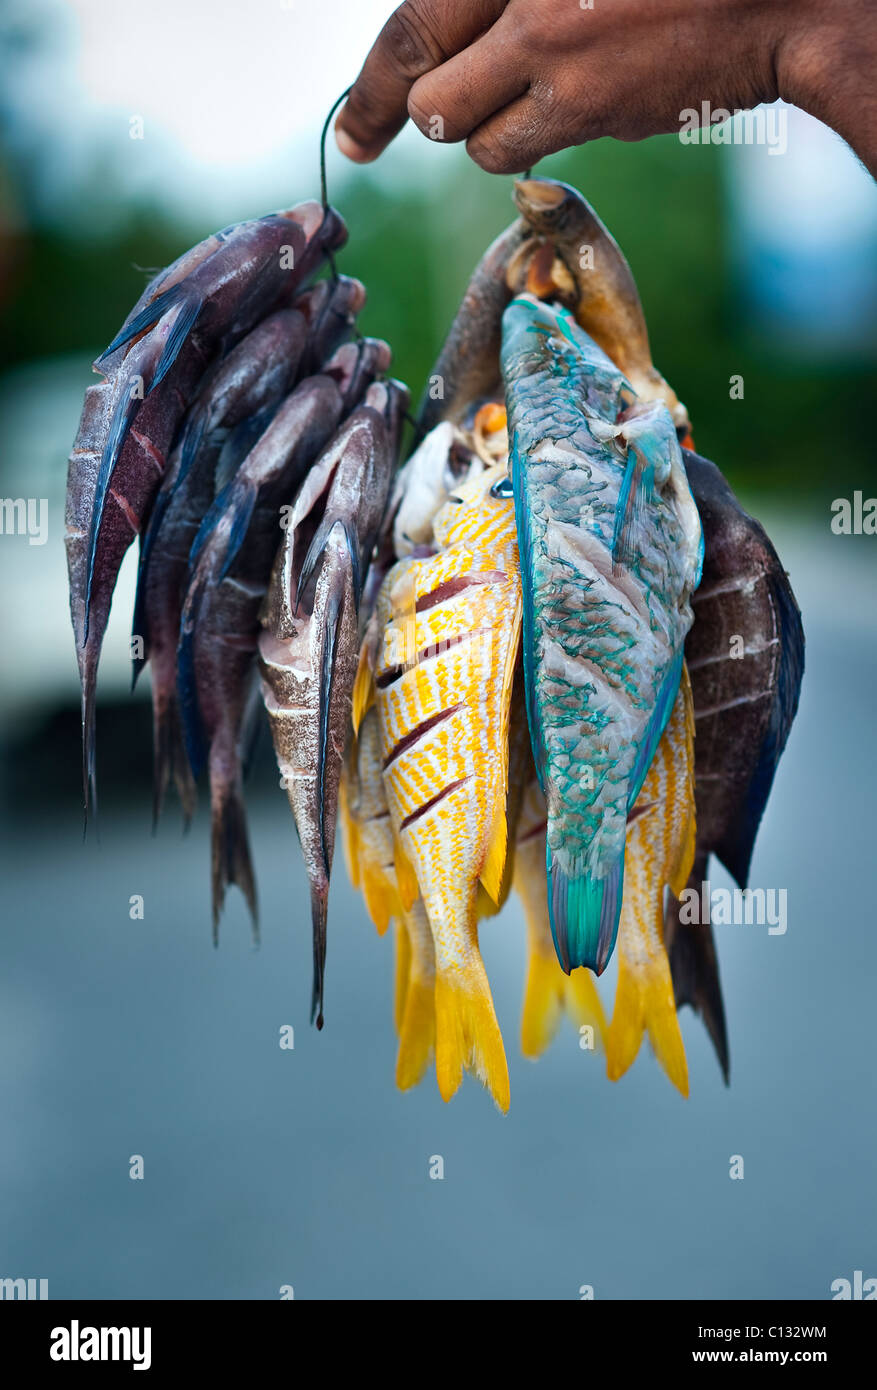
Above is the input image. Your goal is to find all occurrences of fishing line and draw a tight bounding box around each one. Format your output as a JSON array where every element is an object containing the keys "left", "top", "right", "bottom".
[{"left": 319, "top": 84, "right": 353, "bottom": 282}]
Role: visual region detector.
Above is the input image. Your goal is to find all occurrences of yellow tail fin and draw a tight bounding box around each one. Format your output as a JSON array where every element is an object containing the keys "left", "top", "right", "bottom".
[
  {"left": 434, "top": 967, "right": 510, "bottom": 1112},
  {"left": 521, "top": 948, "right": 564, "bottom": 1059},
  {"left": 396, "top": 902, "right": 436, "bottom": 1090},
  {"left": 361, "top": 864, "right": 399, "bottom": 937},
  {"left": 607, "top": 956, "right": 689, "bottom": 1097},
  {"left": 337, "top": 773, "right": 360, "bottom": 890},
  {"left": 393, "top": 919, "right": 410, "bottom": 1037}
]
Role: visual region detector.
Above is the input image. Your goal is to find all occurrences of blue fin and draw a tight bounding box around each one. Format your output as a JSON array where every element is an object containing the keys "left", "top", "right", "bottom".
[
  {"left": 150, "top": 292, "right": 202, "bottom": 393},
  {"left": 612, "top": 439, "right": 655, "bottom": 571},
  {"left": 547, "top": 845, "right": 625, "bottom": 975},
  {"left": 627, "top": 652, "right": 683, "bottom": 810},
  {"left": 130, "top": 489, "right": 173, "bottom": 689},
  {"left": 217, "top": 480, "right": 259, "bottom": 581},
  {"left": 188, "top": 485, "right": 230, "bottom": 572},
  {"left": 97, "top": 284, "right": 183, "bottom": 362}
]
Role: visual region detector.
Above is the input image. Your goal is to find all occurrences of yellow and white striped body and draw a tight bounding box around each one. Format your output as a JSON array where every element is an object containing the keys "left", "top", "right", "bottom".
[
  {"left": 375, "top": 462, "right": 522, "bottom": 1110},
  {"left": 606, "top": 663, "right": 697, "bottom": 1095}
]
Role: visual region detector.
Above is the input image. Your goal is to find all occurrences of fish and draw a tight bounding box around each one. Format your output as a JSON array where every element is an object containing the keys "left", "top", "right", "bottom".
[
  {"left": 416, "top": 219, "right": 530, "bottom": 436},
  {"left": 663, "top": 450, "right": 805, "bottom": 1081},
  {"left": 66, "top": 199, "right": 346, "bottom": 813},
  {"left": 259, "top": 378, "right": 408, "bottom": 1027},
  {"left": 133, "top": 308, "right": 310, "bottom": 824},
  {"left": 416, "top": 176, "right": 687, "bottom": 441},
  {"left": 514, "top": 778, "right": 607, "bottom": 1059},
  {"left": 371, "top": 461, "right": 523, "bottom": 1110},
  {"left": 338, "top": 706, "right": 401, "bottom": 935},
  {"left": 395, "top": 898, "right": 437, "bottom": 1091},
  {"left": 179, "top": 373, "right": 347, "bottom": 935},
  {"left": 507, "top": 178, "right": 689, "bottom": 432},
  {"left": 502, "top": 294, "right": 702, "bottom": 977},
  {"left": 606, "top": 665, "right": 696, "bottom": 1096},
  {"left": 297, "top": 274, "right": 366, "bottom": 375}
]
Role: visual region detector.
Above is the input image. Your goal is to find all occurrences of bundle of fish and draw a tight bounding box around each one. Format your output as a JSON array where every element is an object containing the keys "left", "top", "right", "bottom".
[{"left": 66, "top": 179, "right": 804, "bottom": 1111}]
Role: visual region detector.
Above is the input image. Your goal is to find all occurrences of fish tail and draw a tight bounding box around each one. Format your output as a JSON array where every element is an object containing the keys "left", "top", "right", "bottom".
[
  {"left": 433, "top": 921, "right": 509, "bottom": 1111},
  {"left": 564, "top": 968, "right": 607, "bottom": 1050},
  {"left": 80, "top": 650, "right": 98, "bottom": 824},
  {"left": 337, "top": 771, "right": 360, "bottom": 889},
  {"left": 152, "top": 693, "right": 197, "bottom": 830},
  {"left": 395, "top": 902, "right": 436, "bottom": 1091},
  {"left": 520, "top": 944, "right": 564, "bottom": 1059},
  {"left": 210, "top": 772, "right": 258, "bottom": 946},
  {"left": 361, "top": 865, "right": 399, "bottom": 936},
  {"left": 548, "top": 845, "right": 624, "bottom": 976},
  {"left": 607, "top": 953, "right": 689, "bottom": 1097},
  {"left": 310, "top": 882, "right": 328, "bottom": 1030},
  {"left": 665, "top": 883, "right": 730, "bottom": 1084},
  {"left": 393, "top": 918, "right": 411, "bottom": 1036},
  {"left": 520, "top": 909, "right": 607, "bottom": 1059}
]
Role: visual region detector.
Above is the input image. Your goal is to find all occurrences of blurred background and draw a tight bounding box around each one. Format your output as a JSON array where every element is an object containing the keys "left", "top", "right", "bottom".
[{"left": 0, "top": 0, "right": 875, "bottom": 1300}]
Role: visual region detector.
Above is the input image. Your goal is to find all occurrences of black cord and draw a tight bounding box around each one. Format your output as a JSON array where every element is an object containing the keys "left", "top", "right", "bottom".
[
  {"left": 319, "top": 85, "right": 353, "bottom": 282},
  {"left": 320, "top": 84, "right": 353, "bottom": 209}
]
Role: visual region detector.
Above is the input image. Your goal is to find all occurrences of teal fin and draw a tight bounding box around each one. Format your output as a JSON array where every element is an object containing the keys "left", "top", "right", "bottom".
[
  {"left": 612, "top": 438, "right": 655, "bottom": 571},
  {"left": 547, "top": 844, "right": 625, "bottom": 975},
  {"left": 628, "top": 652, "right": 683, "bottom": 809}
]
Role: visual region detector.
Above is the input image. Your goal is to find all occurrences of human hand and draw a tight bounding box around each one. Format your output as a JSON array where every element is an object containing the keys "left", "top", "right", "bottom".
[{"left": 335, "top": 0, "right": 876, "bottom": 176}]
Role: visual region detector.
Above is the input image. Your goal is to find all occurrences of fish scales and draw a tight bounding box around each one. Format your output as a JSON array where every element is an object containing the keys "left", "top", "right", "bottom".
[
  {"left": 375, "top": 462, "right": 522, "bottom": 1109},
  {"left": 502, "top": 294, "right": 701, "bottom": 976}
]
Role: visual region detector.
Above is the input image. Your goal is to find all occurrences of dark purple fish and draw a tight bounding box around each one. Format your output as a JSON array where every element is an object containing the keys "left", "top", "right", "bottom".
[
  {"left": 296, "top": 274, "right": 366, "bottom": 375},
  {"left": 66, "top": 200, "right": 346, "bottom": 813},
  {"left": 133, "top": 308, "right": 310, "bottom": 825},
  {"left": 177, "top": 374, "right": 347, "bottom": 936},
  {"left": 664, "top": 450, "right": 805, "bottom": 1081},
  {"left": 260, "top": 377, "right": 408, "bottom": 1026}
]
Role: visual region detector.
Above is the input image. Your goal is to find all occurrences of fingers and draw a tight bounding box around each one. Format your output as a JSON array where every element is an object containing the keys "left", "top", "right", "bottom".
[
  {"left": 465, "top": 89, "right": 577, "bottom": 176},
  {"left": 335, "top": 0, "right": 505, "bottom": 162},
  {"left": 407, "top": 20, "right": 529, "bottom": 144}
]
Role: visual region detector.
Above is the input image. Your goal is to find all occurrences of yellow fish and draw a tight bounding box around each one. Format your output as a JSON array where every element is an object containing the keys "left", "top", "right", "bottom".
[
  {"left": 606, "top": 663, "right": 697, "bottom": 1095},
  {"left": 395, "top": 898, "right": 437, "bottom": 1090},
  {"left": 372, "top": 461, "right": 522, "bottom": 1110},
  {"left": 515, "top": 779, "right": 607, "bottom": 1059}
]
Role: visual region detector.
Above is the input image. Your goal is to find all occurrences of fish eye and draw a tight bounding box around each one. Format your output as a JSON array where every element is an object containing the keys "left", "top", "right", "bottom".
[{"left": 490, "top": 476, "right": 514, "bottom": 499}]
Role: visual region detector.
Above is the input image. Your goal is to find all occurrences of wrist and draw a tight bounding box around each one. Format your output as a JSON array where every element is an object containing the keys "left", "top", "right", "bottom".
[{"left": 772, "top": 0, "right": 877, "bottom": 171}]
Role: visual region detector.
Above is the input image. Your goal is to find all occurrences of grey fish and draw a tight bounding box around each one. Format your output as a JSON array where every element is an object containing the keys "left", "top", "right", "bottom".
[{"left": 259, "top": 377, "right": 408, "bottom": 1026}]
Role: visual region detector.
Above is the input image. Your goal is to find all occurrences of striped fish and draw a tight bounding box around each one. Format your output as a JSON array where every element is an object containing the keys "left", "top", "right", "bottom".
[
  {"left": 371, "top": 462, "right": 522, "bottom": 1110},
  {"left": 606, "top": 665, "right": 697, "bottom": 1096}
]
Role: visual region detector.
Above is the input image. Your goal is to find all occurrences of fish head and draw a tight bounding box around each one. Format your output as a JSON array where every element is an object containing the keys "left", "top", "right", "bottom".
[{"left": 432, "top": 460, "right": 514, "bottom": 550}]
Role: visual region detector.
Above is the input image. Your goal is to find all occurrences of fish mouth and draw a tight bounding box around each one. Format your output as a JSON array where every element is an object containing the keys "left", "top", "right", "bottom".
[{"left": 513, "top": 178, "right": 577, "bottom": 233}]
